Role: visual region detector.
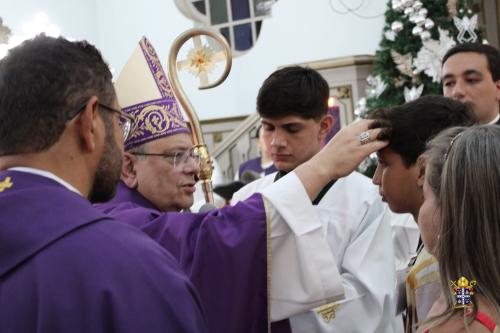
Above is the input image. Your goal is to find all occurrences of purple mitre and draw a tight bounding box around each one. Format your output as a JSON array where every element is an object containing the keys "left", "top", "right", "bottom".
[{"left": 115, "top": 36, "right": 189, "bottom": 150}]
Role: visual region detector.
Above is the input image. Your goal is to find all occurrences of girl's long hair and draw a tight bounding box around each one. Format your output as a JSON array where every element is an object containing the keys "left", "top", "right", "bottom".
[{"left": 419, "top": 125, "right": 500, "bottom": 331}]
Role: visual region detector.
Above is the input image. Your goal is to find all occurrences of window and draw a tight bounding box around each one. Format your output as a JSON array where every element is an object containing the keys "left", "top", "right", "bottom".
[{"left": 175, "top": 0, "right": 277, "bottom": 55}]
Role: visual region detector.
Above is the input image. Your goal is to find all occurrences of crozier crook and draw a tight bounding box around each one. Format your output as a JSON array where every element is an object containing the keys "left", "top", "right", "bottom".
[{"left": 167, "top": 28, "right": 232, "bottom": 204}]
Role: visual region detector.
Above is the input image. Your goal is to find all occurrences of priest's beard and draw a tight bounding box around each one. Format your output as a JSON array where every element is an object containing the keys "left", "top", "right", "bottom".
[{"left": 89, "top": 122, "right": 123, "bottom": 203}]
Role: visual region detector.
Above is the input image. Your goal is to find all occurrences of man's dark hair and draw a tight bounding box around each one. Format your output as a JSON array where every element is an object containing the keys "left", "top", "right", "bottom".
[
  {"left": 0, "top": 34, "right": 115, "bottom": 155},
  {"left": 257, "top": 66, "right": 329, "bottom": 120},
  {"left": 370, "top": 95, "right": 477, "bottom": 166},
  {"left": 442, "top": 43, "right": 500, "bottom": 81}
]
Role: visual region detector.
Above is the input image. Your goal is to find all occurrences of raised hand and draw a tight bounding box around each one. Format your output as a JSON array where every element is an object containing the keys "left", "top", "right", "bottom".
[{"left": 295, "top": 120, "right": 389, "bottom": 200}]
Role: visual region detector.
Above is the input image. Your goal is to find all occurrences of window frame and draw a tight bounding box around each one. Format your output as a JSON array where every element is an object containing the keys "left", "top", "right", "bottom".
[{"left": 174, "top": 0, "right": 275, "bottom": 56}]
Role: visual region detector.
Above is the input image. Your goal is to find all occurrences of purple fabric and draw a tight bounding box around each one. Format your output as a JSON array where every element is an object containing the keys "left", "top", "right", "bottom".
[
  {"left": 271, "top": 319, "right": 292, "bottom": 333},
  {"left": 96, "top": 182, "right": 269, "bottom": 333},
  {"left": 239, "top": 157, "right": 277, "bottom": 177},
  {"left": 0, "top": 171, "right": 207, "bottom": 333},
  {"left": 324, "top": 105, "right": 341, "bottom": 145}
]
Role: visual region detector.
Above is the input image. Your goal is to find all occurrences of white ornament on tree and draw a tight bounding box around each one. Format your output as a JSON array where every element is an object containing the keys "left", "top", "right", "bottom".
[
  {"left": 385, "top": 29, "right": 397, "bottom": 41},
  {"left": 424, "top": 18, "right": 435, "bottom": 30},
  {"left": 391, "top": 21, "right": 404, "bottom": 32},
  {"left": 366, "top": 75, "right": 387, "bottom": 98},
  {"left": 392, "top": 0, "right": 404, "bottom": 12},
  {"left": 404, "top": 7, "right": 415, "bottom": 15},
  {"left": 413, "top": 28, "right": 456, "bottom": 82},
  {"left": 391, "top": 50, "right": 414, "bottom": 77},
  {"left": 412, "top": 0, "right": 423, "bottom": 10},
  {"left": 412, "top": 25, "right": 423, "bottom": 35},
  {"left": 414, "top": 14, "right": 425, "bottom": 26},
  {"left": 404, "top": 84, "right": 424, "bottom": 102},
  {"left": 402, "top": 0, "right": 414, "bottom": 7},
  {"left": 354, "top": 98, "right": 368, "bottom": 118},
  {"left": 453, "top": 14, "right": 478, "bottom": 43},
  {"left": 390, "top": 0, "right": 431, "bottom": 45},
  {"left": 420, "top": 30, "right": 431, "bottom": 41}
]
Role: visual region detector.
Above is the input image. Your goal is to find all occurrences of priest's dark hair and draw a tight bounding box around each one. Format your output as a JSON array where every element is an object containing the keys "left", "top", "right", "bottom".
[
  {"left": 256, "top": 66, "right": 329, "bottom": 120},
  {"left": 369, "top": 95, "right": 477, "bottom": 167},
  {"left": 0, "top": 34, "right": 115, "bottom": 155},
  {"left": 442, "top": 43, "right": 500, "bottom": 81}
]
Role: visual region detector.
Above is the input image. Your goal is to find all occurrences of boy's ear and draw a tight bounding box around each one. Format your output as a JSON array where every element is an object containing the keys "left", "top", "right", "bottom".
[
  {"left": 416, "top": 155, "right": 427, "bottom": 187},
  {"left": 318, "top": 114, "right": 334, "bottom": 140},
  {"left": 121, "top": 152, "right": 138, "bottom": 189}
]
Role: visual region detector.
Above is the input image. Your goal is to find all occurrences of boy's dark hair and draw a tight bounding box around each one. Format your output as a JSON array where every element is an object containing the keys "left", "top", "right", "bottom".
[
  {"left": 442, "top": 43, "right": 500, "bottom": 81},
  {"left": 370, "top": 95, "right": 477, "bottom": 166},
  {"left": 0, "top": 34, "right": 115, "bottom": 155},
  {"left": 257, "top": 66, "right": 329, "bottom": 120}
]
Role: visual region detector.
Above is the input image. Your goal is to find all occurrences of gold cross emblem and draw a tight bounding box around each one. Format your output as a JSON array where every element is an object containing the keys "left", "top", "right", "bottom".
[
  {"left": 0, "top": 176, "right": 13, "bottom": 192},
  {"left": 315, "top": 302, "right": 341, "bottom": 323}
]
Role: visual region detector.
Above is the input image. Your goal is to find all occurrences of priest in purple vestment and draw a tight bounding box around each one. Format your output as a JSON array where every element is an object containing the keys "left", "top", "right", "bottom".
[
  {"left": 0, "top": 35, "right": 207, "bottom": 333},
  {"left": 95, "top": 36, "right": 391, "bottom": 333}
]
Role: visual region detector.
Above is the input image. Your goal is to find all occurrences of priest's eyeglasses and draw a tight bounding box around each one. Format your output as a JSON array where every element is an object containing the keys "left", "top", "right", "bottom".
[
  {"left": 67, "top": 102, "right": 135, "bottom": 141},
  {"left": 131, "top": 148, "right": 201, "bottom": 169}
]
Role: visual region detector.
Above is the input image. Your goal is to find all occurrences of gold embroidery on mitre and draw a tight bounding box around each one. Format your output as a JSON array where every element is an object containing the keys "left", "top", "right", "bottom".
[
  {"left": 140, "top": 38, "right": 174, "bottom": 99},
  {"left": 137, "top": 105, "right": 171, "bottom": 135},
  {"left": 0, "top": 176, "right": 13, "bottom": 192},
  {"left": 315, "top": 302, "right": 341, "bottom": 323}
]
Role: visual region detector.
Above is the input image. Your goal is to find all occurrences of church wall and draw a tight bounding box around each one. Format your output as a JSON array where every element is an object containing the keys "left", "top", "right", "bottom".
[{"left": 1, "top": 0, "right": 386, "bottom": 120}]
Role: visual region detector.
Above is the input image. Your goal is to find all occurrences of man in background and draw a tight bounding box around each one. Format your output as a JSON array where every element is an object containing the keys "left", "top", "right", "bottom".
[{"left": 442, "top": 42, "right": 500, "bottom": 124}]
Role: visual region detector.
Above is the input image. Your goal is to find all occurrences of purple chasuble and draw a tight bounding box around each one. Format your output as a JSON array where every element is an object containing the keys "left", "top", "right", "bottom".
[
  {"left": 96, "top": 181, "right": 269, "bottom": 333},
  {"left": 0, "top": 171, "right": 207, "bottom": 333}
]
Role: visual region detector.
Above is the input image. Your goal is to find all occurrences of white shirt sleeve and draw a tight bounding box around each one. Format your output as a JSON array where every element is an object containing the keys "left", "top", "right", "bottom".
[
  {"left": 233, "top": 172, "right": 345, "bottom": 321},
  {"left": 288, "top": 174, "right": 401, "bottom": 332}
]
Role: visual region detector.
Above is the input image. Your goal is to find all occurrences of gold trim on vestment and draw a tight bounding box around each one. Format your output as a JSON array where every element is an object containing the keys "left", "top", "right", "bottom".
[
  {"left": 406, "top": 256, "right": 439, "bottom": 289},
  {"left": 315, "top": 302, "right": 341, "bottom": 323},
  {"left": 405, "top": 248, "right": 441, "bottom": 332},
  {"left": 0, "top": 176, "right": 13, "bottom": 192},
  {"left": 413, "top": 271, "right": 441, "bottom": 290}
]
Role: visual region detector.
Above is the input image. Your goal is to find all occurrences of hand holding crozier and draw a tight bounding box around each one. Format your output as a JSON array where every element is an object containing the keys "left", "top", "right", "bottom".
[{"left": 296, "top": 120, "right": 388, "bottom": 191}]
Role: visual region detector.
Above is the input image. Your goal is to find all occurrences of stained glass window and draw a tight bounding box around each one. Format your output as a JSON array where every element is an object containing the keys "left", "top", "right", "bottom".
[{"left": 175, "top": 0, "right": 277, "bottom": 55}]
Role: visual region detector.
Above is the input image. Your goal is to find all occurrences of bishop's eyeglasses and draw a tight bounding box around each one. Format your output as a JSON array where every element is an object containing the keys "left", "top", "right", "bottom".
[
  {"left": 131, "top": 148, "right": 201, "bottom": 169},
  {"left": 67, "top": 101, "right": 135, "bottom": 141}
]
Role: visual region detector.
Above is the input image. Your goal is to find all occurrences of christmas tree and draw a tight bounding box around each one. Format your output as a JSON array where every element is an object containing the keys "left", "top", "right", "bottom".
[
  {"left": 356, "top": 0, "right": 482, "bottom": 176},
  {"left": 358, "top": 0, "right": 482, "bottom": 115}
]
